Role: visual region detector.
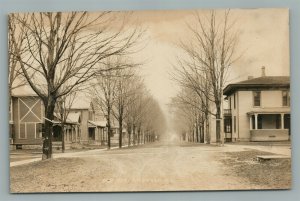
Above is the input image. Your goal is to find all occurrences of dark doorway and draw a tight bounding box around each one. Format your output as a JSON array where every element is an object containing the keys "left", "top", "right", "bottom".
[
  {"left": 89, "top": 127, "right": 95, "bottom": 140},
  {"left": 53, "top": 125, "right": 62, "bottom": 141}
]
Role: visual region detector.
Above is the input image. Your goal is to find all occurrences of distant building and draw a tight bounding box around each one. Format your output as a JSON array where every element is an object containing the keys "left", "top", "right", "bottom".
[
  {"left": 223, "top": 67, "right": 290, "bottom": 142},
  {"left": 9, "top": 85, "right": 127, "bottom": 149},
  {"left": 10, "top": 92, "right": 43, "bottom": 148}
]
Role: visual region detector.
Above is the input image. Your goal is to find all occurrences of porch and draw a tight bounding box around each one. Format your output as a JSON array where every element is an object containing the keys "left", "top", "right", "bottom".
[
  {"left": 248, "top": 110, "right": 290, "bottom": 141},
  {"left": 88, "top": 120, "right": 107, "bottom": 145}
]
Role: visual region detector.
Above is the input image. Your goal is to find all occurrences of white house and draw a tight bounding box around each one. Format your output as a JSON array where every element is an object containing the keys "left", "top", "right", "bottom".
[{"left": 223, "top": 67, "right": 290, "bottom": 142}]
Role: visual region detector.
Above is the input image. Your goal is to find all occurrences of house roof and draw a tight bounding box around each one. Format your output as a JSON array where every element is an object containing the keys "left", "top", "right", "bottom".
[
  {"left": 11, "top": 85, "right": 38, "bottom": 97},
  {"left": 247, "top": 107, "right": 290, "bottom": 115},
  {"left": 68, "top": 94, "right": 92, "bottom": 110},
  {"left": 88, "top": 120, "right": 107, "bottom": 128},
  {"left": 88, "top": 120, "right": 121, "bottom": 129},
  {"left": 53, "top": 112, "right": 80, "bottom": 125},
  {"left": 223, "top": 76, "right": 290, "bottom": 96},
  {"left": 11, "top": 85, "right": 93, "bottom": 110},
  {"left": 66, "top": 112, "right": 81, "bottom": 124}
]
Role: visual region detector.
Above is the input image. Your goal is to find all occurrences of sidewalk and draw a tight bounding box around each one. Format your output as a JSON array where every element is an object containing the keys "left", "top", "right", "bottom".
[
  {"left": 223, "top": 143, "right": 291, "bottom": 156},
  {"left": 10, "top": 145, "right": 130, "bottom": 167}
]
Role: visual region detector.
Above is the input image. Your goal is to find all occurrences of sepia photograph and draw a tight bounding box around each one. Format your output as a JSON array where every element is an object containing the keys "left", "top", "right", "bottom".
[{"left": 8, "top": 8, "right": 291, "bottom": 193}]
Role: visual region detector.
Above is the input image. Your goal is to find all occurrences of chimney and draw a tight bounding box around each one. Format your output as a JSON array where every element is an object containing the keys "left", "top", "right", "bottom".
[
  {"left": 261, "top": 66, "right": 266, "bottom": 77},
  {"left": 248, "top": 76, "right": 254, "bottom": 80}
]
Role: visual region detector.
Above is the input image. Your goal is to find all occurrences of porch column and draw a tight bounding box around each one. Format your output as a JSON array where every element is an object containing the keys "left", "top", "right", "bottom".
[
  {"left": 75, "top": 126, "right": 78, "bottom": 142},
  {"left": 65, "top": 128, "right": 68, "bottom": 142},
  {"left": 254, "top": 114, "right": 258, "bottom": 130},
  {"left": 249, "top": 115, "right": 252, "bottom": 130},
  {"left": 71, "top": 126, "right": 76, "bottom": 142},
  {"left": 281, "top": 113, "right": 284, "bottom": 129}
]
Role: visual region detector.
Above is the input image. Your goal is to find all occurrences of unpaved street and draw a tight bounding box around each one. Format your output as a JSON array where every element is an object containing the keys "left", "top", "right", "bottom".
[{"left": 10, "top": 141, "right": 291, "bottom": 192}]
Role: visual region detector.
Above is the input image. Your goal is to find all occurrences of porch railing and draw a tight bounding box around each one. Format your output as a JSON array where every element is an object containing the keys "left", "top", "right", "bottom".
[{"left": 224, "top": 109, "right": 232, "bottom": 116}]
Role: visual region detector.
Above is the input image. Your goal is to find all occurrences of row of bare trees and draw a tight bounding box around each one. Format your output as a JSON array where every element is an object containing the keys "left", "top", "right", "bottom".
[
  {"left": 91, "top": 57, "right": 166, "bottom": 149},
  {"left": 8, "top": 11, "right": 145, "bottom": 159},
  {"left": 170, "top": 10, "right": 239, "bottom": 144}
]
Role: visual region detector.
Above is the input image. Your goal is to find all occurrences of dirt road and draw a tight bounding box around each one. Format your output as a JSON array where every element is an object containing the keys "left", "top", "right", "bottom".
[{"left": 10, "top": 141, "right": 290, "bottom": 192}]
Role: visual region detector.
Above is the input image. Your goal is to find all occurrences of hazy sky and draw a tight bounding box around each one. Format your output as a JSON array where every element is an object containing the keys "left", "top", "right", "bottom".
[
  {"left": 127, "top": 8, "right": 289, "bottom": 117},
  {"left": 12, "top": 8, "right": 290, "bottom": 123}
]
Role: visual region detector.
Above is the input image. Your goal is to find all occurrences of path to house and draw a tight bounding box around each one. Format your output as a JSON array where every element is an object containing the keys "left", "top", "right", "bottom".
[
  {"left": 10, "top": 141, "right": 291, "bottom": 192},
  {"left": 9, "top": 145, "right": 128, "bottom": 167}
]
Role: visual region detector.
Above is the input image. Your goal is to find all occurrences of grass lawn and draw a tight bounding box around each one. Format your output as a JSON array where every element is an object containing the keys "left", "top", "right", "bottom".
[{"left": 220, "top": 150, "right": 291, "bottom": 189}]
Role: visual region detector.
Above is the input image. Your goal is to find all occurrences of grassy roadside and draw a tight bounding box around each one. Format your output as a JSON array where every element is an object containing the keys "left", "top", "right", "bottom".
[{"left": 220, "top": 150, "right": 291, "bottom": 189}]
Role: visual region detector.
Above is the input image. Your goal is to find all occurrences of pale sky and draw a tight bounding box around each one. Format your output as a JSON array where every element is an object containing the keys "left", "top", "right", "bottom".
[
  {"left": 126, "top": 8, "right": 289, "bottom": 119},
  {"left": 12, "top": 8, "right": 290, "bottom": 125}
]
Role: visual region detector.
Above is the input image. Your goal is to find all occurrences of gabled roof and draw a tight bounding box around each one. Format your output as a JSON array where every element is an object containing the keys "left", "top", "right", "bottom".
[
  {"left": 223, "top": 76, "right": 290, "bottom": 96},
  {"left": 88, "top": 120, "right": 107, "bottom": 128},
  {"left": 68, "top": 95, "right": 92, "bottom": 110},
  {"left": 53, "top": 112, "right": 80, "bottom": 125},
  {"left": 67, "top": 112, "right": 81, "bottom": 123},
  {"left": 11, "top": 84, "right": 93, "bottom": 110},
  {"left": 11, "top": 85, "right": 38, "bottom": 97}
]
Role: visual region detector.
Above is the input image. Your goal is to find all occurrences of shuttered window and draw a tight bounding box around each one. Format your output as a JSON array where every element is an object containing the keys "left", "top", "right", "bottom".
[{"left": 253, "top": 91, "right": 261, "bottom": 107}]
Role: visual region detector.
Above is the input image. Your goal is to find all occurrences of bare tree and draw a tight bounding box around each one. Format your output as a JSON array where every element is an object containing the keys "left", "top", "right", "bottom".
[
  {"left": 143, "top": 97, "right": 167, "bottom": 143},
  {"left": 8, "top": 14, "right": 28, "bottom": 108},
  {"left": 92, "top": 58, "right": 120, "bottom": 150},
  {"left": 112, "top": 67, "right": 137, "bottom": 148},
  {"left": 9, "top": 11, "right": 143, "bottom": 159},
  {"left": 124, "top": 77, "right": 144, "bottom": 146},
  {"left": 55, "top": 91, "right": 77, "bottom": 152},
  {"left": 170, "top": 89, "right": 201, "bottom": 143},
  {"left": 174, "top": 10, "right": 239, "bottom": 144},
  {"left": 170, "top": 75, "right": 212, "bottom": 143}
]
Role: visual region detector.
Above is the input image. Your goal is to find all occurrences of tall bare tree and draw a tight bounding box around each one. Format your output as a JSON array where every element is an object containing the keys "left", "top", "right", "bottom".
[
  {"left": 112, "top": 67, "right": 137, "bottom": 148},
  {"left": 9, "top": 12, "right": 143, "bottom": 158},
  {"left": 55, "top": 91, "right": 77, "bottom": 152},
  {"left": 174, "top": 10, "right": 239, "bottom": 144},
  {"left": 8, "top": 14, "right": 28, "bottom": 109},
  {"left": 125, "top": 78, "right": 150, "bottom": 145},
  {"left": 92, "top": 58, "right": 120, "bottom": 150}
]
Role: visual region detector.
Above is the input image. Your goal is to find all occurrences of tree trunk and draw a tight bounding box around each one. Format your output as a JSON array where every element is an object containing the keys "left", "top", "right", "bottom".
[
  {"left": 133, "top": 124, "right": 136, "bottom": 145},
  {"left": 216, "top": 105, "right": 221, "bottom": 144},
  {"left": 107, "top": 109, "right": 111, "bottom": 149},
  {"left": 42, "top": 98, "right": 56, "bottom": 159},
  {"left": 137, "top": 125, "right": 141, "bottom": 145},
  {"left": 60, "top": 102, "right": 65, "bottom": 153},
  {"left": 119, "top": 119, "right": 123, "bottom": 148},
  {"left": 61, "top": 124, "right": 65, "bottom": 153},
  {"left": 128, "top": 123, "right": 132, "bottom": 147},
  {"left": 196, "top": 123, "right": 199, "bottom": 143},
  {"left": 200, "top": 124, "right": 204, "bottom": 143}
]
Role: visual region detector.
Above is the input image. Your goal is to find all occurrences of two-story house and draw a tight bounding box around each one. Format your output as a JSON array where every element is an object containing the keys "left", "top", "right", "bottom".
[
  {"left": 10, "top": 86, "right": 44, "bottom": 148},
  {"left": 10, "top": 85, "right": 98, "bottom": 149},
  {"left": 223, "top": 67, "right": 290, "bottom": 142}
]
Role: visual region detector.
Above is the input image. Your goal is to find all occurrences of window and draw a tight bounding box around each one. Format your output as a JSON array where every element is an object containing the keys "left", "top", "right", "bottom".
[
  {"left": 253, "top": 91, "right": 261, "bottom": 107},
  {"left": 9, "top": 99, "right": 13, "bottom": 122},
  {"left": 35, "top": 123, "right": 43, "bottom": 138},
  {"left": 282, "top": 91, "right": 290, "bottom": 106},
  {"left": 284, "top": 114, "right": 290, "bottom": 129},
  {"left": 19, "top": 123, "right": 26, "bottom": 139},
  {"left": 229, "top": 97, "right": 231, "bottom": 109},
  {"left": 251, "top": 115, "right": 255, "bottom": 129},
  {"left": 257, "top": 114, "right": 262, "bottom": 129},
  {"left": 88, "top": 110, "right": 94, "bottom": 121},
  {"left": 19, "top": 122, "right": 42, "bottom": 139},
  {"left": 275, "top": 114, "right": 281, "bottom": 129},
  {"left": 26, "top": 123, "right": 36, "bottom": 139},
  {"left": 233, "top": 116, "right": 236, "bottom": 133},
  {"left": 224, "top": 119, "right": 231, "bottom": 133},
  {"left": 233, "top": 94, "right": 236, "bottom": 109}
]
